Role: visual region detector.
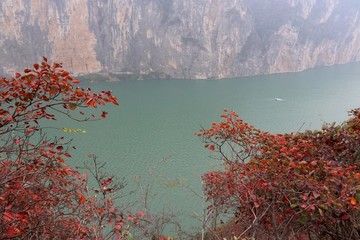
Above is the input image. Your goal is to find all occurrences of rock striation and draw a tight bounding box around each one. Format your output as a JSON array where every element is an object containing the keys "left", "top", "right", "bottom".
[{"left": 1, "top": 0, "right": 360, "bottom": 79}]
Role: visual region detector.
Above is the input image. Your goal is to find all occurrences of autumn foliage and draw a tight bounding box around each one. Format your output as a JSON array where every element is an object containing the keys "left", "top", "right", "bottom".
[
  {"left": 2, "top": 58, "right": 360, "bottom": 240},
  {"left": 0, "top": 58, "right": 143, "bottom": 239},
  {"left": 198, "top": 109, "right": 360, "bottom": 239}
]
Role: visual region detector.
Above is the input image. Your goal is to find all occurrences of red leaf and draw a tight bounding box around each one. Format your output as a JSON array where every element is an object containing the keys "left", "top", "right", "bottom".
[
  {"left": 209, "top": 145, "right": 215, "bottom": 151},
  {"left": 15, "top": 72, "right": 21, "bottom": 78},
  {"left": 6, "top": 226, "right": 24, "bottom": 237},
  {"left": 101, "top": 111, "right": 108, "bottom": 118},
  {"left": 25, "top": 128, "right": 36, "bottom": 134},
  {"left": 3, "top": 211, "right": 14, "bottom": 221},
  {"left": 137, "top": 210, "right": 144, "bottom": 217},
  {"left": 79, "top": 195, "right": 86, "bottom": 204},
  {"left": 33, "top": 63, "right": 39, "bottom": 70},
  {"left": 85, "top": 98, "right": 96, "bottom": 107},
  {"left": 56, "top": 146, "right": 64, "bottom": 151},
  {"left": 101, "top": 177, "right": 113, "bottom": 187},
  {"left": 312, "top": 191, "right": 320, "bottom": 199},
  {"left": 64, "top": 152, "right": 71, "bottom": 158},
  {"left": 61, "top": 71, "right": 69, "bottom": 77},
  {"left": 72, "top": 78, "right": 80, "bottom": 84},
  {"left": 75, "top": 88, "right": 84, "bottom": 97}
]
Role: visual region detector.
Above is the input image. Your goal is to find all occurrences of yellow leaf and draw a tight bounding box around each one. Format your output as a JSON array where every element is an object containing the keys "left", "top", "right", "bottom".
[{"left": 68, "top": 103, "right": 77, "bottom": 110}]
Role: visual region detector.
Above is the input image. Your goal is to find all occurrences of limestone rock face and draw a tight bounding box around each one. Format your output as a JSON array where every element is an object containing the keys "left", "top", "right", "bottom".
[{"left": 1, "top": 0, "right": 360, "bottom": 79}]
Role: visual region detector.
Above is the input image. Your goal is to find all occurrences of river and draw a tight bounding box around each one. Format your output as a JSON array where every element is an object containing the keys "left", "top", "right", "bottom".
[{"left": 52, "top": 62, "right": 360, "bottom": 234}]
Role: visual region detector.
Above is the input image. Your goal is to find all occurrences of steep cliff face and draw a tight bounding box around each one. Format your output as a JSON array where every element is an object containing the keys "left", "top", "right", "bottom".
[{"left": 1, "top": 0, "right": 360, "bottom": 79}]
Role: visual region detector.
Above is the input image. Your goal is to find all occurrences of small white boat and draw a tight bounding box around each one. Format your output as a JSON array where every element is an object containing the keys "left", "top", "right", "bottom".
[{"left": 274, "top": 98, "right": 284, "bottom": 101}]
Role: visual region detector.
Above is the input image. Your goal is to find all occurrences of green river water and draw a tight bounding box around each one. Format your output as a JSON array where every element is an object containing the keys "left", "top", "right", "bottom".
[{"left": 51, "top": 62, "right": 360, "bottom": 233}]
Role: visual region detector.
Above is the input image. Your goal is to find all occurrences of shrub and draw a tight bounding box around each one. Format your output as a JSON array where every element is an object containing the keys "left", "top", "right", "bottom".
[
  {"left": 198, "top": 109, "right": 360, "bottom": 239},
  {"left": 0, "top": 58, "right": 141, "bottom": 239}
]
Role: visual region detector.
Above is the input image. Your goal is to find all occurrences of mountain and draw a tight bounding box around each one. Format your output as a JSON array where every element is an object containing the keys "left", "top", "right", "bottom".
[{"left": 1, "top": 0, "right": 360, "bottom": 79}]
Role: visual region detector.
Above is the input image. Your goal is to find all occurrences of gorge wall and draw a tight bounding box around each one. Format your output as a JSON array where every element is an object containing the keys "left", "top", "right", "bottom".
[{"left": 1, "top": 0, "right": 360, "bottom": 79}]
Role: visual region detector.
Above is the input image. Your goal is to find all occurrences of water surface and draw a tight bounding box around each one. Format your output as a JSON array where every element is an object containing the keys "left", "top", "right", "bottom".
[{"left": 53, "top": 62, "right": 360, "bottom": 232}]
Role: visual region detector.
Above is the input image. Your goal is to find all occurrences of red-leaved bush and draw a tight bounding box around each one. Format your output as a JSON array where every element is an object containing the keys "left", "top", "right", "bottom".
[
  {"left": 0, "top": 58, "right": 142, "bottom": 239},
  {"left": 198, "top": 109, "right": 360, "bottom": 239}
]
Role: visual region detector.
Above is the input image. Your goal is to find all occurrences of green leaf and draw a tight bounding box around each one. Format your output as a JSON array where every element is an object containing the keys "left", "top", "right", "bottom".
[
  {"left": 298, "top": 215, "right": 308, "bottom": 224},
  {"left": 290, "top": 204, "right": 298, "bottom": 209},
  {"left": 61, "top": 127, "right": 87, "bottom": 133}
]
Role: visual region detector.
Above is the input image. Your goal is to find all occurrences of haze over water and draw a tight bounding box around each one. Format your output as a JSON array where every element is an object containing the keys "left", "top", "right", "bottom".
[{"left": 54, "top": 62, "right": 360, "bottom": 231}]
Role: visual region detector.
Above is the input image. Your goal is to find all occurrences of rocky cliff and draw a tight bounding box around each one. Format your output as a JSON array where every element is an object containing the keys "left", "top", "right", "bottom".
[{"left": 1, "top": 0, "right": 360, "bottom": 79}]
